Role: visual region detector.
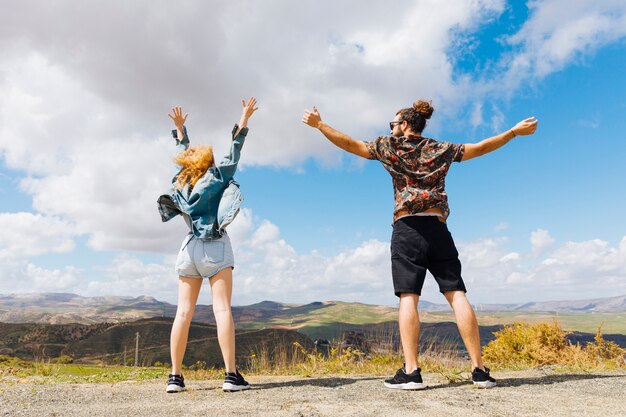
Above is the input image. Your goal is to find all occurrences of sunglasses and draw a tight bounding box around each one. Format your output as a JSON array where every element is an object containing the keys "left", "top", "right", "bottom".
[{"left": 389, "top": 121, "right": 402, "bottom": 130}]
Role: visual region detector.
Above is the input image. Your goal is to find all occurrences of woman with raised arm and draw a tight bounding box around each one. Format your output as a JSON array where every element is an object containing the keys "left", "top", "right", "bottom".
[
  {"left": 302, "top": 100, "right": 537, "bottom": 390},
  {"left": 158, "top": 98, "right": 258, "bottom": 393}
]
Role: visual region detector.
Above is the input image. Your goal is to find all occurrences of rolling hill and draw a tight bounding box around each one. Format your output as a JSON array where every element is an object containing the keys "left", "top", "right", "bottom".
[
  {"left": 0, "top": 318, "right": 314, "bottom": 367},
  {"left": 1, "top": 293, "right": 625, "bottom": 338}
]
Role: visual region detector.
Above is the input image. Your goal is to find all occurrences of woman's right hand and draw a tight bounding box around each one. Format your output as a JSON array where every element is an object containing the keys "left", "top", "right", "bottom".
[
  {"left": 238, "top": 97, "right": 258, "bottom": 130},
  {"left": 241, "top": 97, "right": 258, "bottom": 120},
  {"left": 168, "top": 106, "right": 188, "bottom": 129}
]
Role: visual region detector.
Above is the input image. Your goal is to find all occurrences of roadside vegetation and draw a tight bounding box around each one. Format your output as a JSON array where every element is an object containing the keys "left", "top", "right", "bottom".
[
  {"left": 1, "top": 321, "right": 623, "bottom": 384},
  {"left": 483, "top": 321, "right": 626, "bottom": 371},
  {"left": 0, "top": 355, "right": 165, "bottom": 383}
]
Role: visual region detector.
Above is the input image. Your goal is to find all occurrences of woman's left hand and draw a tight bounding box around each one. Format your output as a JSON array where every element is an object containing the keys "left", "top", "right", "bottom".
[{"left": 168, "top": 106, "right": 188, "bottom": 129}]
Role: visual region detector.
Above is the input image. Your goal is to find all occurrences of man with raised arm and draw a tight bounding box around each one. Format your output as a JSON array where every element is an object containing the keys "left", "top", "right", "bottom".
[{"left": 302, "top": 99, "right": 538, "bottom": 389}]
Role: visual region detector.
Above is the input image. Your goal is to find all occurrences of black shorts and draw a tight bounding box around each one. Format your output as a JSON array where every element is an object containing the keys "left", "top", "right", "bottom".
[{"left": 390, "top": 216, "right": 466, "bottom": 297}]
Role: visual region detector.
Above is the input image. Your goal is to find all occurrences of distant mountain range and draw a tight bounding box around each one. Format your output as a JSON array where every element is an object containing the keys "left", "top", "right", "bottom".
[
  {"left": 0, "top": 293, "right": 177, "bottom": 325},
  {"left": 0, "top": 293, "right": 624, "bottom": 327},
  {"left": 424, "top": 295, "right": 626, "bottom": 313}
]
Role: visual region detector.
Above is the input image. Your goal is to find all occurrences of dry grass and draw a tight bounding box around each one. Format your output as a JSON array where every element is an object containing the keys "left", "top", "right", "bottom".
[
  {"left": 483, "top": 321, "right": 626, "bottom": 371},
  {"left": 0, "top": 356, "right": 165, "bottom": 383},
  {"left": 238, "top": 337, "right": 468, "bottom": 383},
  {"left": 2, "top": 321, "right": 624, "bottom": 384},
  {"left": 239, "top": 320, "right": 624, "bottom": 380}
]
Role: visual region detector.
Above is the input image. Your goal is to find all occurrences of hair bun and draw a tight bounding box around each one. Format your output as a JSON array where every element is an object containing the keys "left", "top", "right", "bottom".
[{"left": 412, "top": 100, "right": 434, "bottom": 119}]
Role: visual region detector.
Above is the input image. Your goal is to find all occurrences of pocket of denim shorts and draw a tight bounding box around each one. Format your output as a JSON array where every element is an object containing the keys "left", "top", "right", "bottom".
[{"left": 202, "top": 241, "right": 225, "bottom": 264}]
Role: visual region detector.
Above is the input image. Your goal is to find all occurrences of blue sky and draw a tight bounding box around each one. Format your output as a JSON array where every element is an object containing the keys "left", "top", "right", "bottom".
[{"left": 1, "top": 1, "right": 625, "bottom": 306}]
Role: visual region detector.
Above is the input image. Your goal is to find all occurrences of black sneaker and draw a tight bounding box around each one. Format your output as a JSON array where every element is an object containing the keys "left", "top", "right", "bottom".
[
  {"left": 222, "top": 370, "right": 250, "bottom": 392},
  {"left": 166, "top": 374, "right": 185, "bottom": 393},
  {"left": 472, "top": 367, "right": 497, "bottom": 388},
  {"left": 384, "top": 366, "right": 426, "bottom": 390}
]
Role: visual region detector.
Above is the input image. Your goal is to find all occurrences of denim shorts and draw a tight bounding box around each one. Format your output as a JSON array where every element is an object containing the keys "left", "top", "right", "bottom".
[
  {"left": 175, "top": 232, "right": 235, "bottom": 279},
  {"left": 390, "top": 216, "right": 466, "bottom": 297}
]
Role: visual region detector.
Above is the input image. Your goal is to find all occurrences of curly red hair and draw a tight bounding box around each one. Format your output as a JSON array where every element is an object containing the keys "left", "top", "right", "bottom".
[{"left": 174, "top": 146, "right": 215, "bottom": 190}]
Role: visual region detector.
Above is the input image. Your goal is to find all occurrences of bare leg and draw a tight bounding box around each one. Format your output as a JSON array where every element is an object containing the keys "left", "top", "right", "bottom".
[
  {"left": 210, "top": 267, "right": 236, "bottom": 372},
  {"left": 444, "top": 290, "right": 484, "bottom": 369},
  {"left": 398, "top": 293, "right": 420, "bottom": 373},
  {"left": 170, "top": 276, "right": 203, "bottom": 375}
]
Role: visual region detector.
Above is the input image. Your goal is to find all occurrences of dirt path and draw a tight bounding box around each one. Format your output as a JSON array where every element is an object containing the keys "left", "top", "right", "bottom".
[{"left": 1, "top": 369, "right": 625, "bottom": 417}]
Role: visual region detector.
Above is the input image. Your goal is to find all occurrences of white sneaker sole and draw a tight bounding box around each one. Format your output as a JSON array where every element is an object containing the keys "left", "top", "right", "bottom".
[
  {"left": 384, "top": 381, "right": 426, "bottom": 390},
  {"left": 473, "top": 380, "right": 497, "bottom": 388},
  {"left": 166, "top": 384, "right": 185, "bottom": 393},
  {"left": 222, "top": 382, "right": 251, "bottom": 392}
]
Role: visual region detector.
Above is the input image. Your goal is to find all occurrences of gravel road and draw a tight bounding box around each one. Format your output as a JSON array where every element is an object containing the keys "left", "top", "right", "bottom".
[{"left": 1, "top": 369, "right": 624, "bottom": 417}]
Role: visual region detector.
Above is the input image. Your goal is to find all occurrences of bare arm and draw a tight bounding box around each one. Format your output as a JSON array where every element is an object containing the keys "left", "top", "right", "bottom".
[
  {"left": 217, "top": 97, "right": 259, "bottom": 181},
  {"left": 233, "top": 96, "right": 258, "bottom": 137},
  {"left": 302, "top": 106, "right": 371, "bottom": 159},
  {"left": 462, "top": 117, "right": 539, "bottom": 161}
]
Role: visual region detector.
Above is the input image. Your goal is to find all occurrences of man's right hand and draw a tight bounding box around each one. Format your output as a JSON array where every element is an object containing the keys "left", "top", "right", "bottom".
[
  {"left": 302, "top": 106, "right": 322, "bottom": 129},
  {"left": 168, "top": 106, "right": 188, "bottom": 130}
]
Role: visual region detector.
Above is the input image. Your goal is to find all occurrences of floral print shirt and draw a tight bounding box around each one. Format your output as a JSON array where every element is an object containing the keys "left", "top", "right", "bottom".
[{"left": 365, "top": 135, "right": 465, "bottom": 221}]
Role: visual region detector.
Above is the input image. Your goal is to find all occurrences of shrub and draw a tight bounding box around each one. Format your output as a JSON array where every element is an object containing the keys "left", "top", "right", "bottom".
[
  {"left": 483, "top": 321, "right": 626, "bottom": 370},
  {"left": 582, "top": 328, "right": 626, "bottom": 368},
  {"left": 0, "top": 355, "right": 33, "bottom": 368},
  {"left": 32, "top": 361, "right": 60, "bottom": 377},
  {"left": 52, "top": 355, "right": 74, "bottom": 364},
  {"left": 0, "top": 355, "right": 34, "bottom": 376},
  {"left": 189, "top": 360, "right": 208, "bottom": 371}
]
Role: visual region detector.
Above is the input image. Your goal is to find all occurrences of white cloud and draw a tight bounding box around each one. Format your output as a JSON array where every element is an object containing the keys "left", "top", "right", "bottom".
[
  {"left": 0, "top": 52, "right": 189, "bottom": 254},
  {"left": 530, "top": 228, "right": 555, "bottom": 255},
  {"left": 250, "top": 220, "right": 282, "bottom": 247},
  {"left": 471, "top": 102, "right": 484, "bottom": 128},
  {"left": 499, "top": 252, "right": 520, "bottom": 262},
  {"left": 184, "top": 216, "right": 626, "bottom": 305},
  {"left": 499, "top": 0, "right": 626, "bottom": 87},
  {"left": 0, "top": 207, "right": 390, "bottom": 304},
  {"left": 174, "top": 211, "right": 396, "bottom": 305},
  {"left": 489, "top": 104, "right": 506, "bottom": 132},
  {"left": 0, "top": 259, "right": 83, "bottom": 294},
  {"left": 27, "top": 264, "right": 83, "bottom": 292},
  {"left": 1, "top": 209, "right": 625, "bottom": 305},
  {"left": 19, "top": 134, "right": 189, "bottom": 254},
  {"left": 2, "top": 1, "right": 625, "bottom": 257},
  {"left": 457, "top": 233, "right": 626, "bottom": 303},
  {"left": 494, "top": 222, "right": 509, "bottom": 232},
  {"left": 0, "top": 212, "right": 77, "bottom": 260},
  {"left": 1, "top": 1, "right": 626, "bottom": 306},
  {"left": 0, "top": 1, "right": 508, "bottom": 172},
  {"left": 0, "top": 1, "right": 512, "bottom": 255},
  {"left": 86, "top": 254, "right": 175, "bottom": 299},
  {"left": 458, "top": 237, "right": 509, "bottom": 269}
]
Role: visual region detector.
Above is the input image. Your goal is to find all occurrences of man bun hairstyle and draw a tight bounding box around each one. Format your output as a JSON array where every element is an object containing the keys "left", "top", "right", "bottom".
[
  {"left": 397, "top": 99, "right": 435, "bottom": 133},
  {"left": 413, "top": 99, "right": 434, "bottom": 119}
]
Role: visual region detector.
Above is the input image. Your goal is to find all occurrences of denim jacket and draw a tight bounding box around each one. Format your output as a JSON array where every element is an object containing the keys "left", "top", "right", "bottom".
[{"left": 157, "top": 124, "right": 247, "bottom": 239}]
